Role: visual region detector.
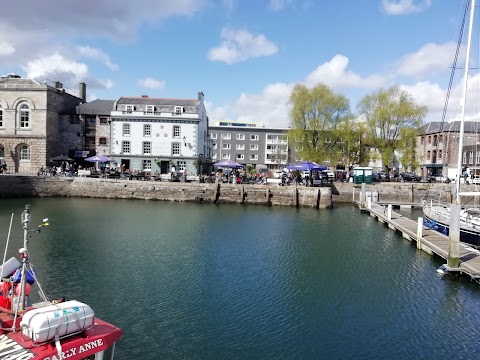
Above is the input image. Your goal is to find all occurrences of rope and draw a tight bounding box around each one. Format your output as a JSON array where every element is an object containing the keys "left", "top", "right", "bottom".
[
  {"left": 1, "top": 214, "right": 14, "bottom": 279},
  {"left": 27, "top": 262, "right": 49, "bottom": 303}
]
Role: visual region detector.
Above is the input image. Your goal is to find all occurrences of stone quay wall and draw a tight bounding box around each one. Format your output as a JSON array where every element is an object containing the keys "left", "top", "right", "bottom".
[
  {"left": 332, "top": 181, "right": 456, "bottom": 204},
  {"left": 0, "top": 176, "right": 333, "bottom": 208},
  {"left": 0, "top": 176, "right": 465, "bottom": 207}
]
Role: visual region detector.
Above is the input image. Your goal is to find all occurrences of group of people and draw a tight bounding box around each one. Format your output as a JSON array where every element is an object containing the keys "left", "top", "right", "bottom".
[
  {"left": 197, "top": 171, "right": 268, "bottom": 185},
  {"left": 38, "top": 162, "right": 91, "bottom": 177}
]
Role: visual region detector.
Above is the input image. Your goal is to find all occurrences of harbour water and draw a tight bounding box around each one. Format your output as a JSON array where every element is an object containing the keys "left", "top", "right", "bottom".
[{"left": 0, "top": 198, "right": 479, "bottom": 359}]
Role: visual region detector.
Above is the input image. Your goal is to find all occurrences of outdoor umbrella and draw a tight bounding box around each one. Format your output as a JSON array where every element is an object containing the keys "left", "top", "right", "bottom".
[
  {"left": 213, "top": 160, "right": 244, "bottom": 169},
  {"left": 51, "top": 155, "right": 73, "bottom": 162},
  {"left": 286, "top": 161, "right": 326, "bottom": 171},
  {"left": 85, "top": 155, "right": 112, "bottom": 162}
]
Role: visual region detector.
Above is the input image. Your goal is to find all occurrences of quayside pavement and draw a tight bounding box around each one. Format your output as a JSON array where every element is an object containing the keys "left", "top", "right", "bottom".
[{"left": 360, "top": 201, "right": 480, "bottom": 282}]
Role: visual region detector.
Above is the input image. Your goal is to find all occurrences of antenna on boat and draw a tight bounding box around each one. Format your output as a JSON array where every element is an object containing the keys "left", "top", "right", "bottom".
[
  {"left": 18, "top": 205, "right": 49, "bottom": 311},
  {"left": 19, "top": 204, "right": 31, "bottom": 311}
]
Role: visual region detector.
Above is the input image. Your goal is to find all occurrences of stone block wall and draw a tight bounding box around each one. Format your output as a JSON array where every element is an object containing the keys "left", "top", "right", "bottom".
[
  {"left": 0, "top": 176, "right": 334, "bottom": 208},
  {"left": 0, "top": 176, "right": 468, "bottom": 208},
  {"left": 331, "top": 182, "right": 453, "bottom": 204}
]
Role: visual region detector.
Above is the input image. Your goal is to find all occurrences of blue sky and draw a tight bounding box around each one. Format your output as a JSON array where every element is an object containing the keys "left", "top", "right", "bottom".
[{"left": 1, "top": 0, "right": 477, "bottom": 128}]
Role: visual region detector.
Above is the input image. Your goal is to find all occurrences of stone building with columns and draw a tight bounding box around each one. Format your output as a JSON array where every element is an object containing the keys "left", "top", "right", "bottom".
[{"left": 0, "top": 74, "right": 86, "bottom": 174}]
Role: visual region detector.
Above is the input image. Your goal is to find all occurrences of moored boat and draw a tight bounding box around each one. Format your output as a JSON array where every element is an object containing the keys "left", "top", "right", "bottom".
[
  {"left": 422, "top": 0, "right": 480, "bottom": 251},
  {"left": 422, "top": 199, "right": 480, "bottom": 246},
  {"left": 0, "top": 205, "right": 122, "bottom": 360}
]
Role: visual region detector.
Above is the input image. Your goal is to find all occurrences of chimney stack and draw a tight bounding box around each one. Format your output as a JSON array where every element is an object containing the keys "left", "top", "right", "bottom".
[
  {"left": 54, "top": 81, "right": 63, "bottom": 89},
  {"left": 79, "top": 82, "right": 86, "bottom": 102},
  {"left": 198, "top": 91, "right": 204, "bottom": 101},
  {"left": 141, "top": 95, "right": 148, "bottom": 98}
]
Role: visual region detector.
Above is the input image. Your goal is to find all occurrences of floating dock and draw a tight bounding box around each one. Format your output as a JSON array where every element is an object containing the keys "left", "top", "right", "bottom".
[{"left": 360, "top": 201, "right": 480, "bottom": 281}]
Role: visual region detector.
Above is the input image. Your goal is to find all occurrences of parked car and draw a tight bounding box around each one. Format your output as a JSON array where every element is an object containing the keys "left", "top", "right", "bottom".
[
  {"left": 428, "top": 175, "right": 450, "bottom": 183},
  {"left": 372, "top": 173, "right": 381, "bottom": 182},
  {"left": 400, "top": 172, "right": 421, "bottom": 182},
  {"left": 273, "top": 170, "right": 284, "bottom": 179},
  {"left": 321, "top": 170, "right": 335, "bottom": 182},
  {"left": 472, "top": 176, "right": 480, "bottom": 185}
]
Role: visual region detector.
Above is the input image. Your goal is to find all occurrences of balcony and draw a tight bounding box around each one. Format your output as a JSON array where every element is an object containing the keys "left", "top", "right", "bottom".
[{"left": 266, "top": 139, "right": 288, "bottom": 145}]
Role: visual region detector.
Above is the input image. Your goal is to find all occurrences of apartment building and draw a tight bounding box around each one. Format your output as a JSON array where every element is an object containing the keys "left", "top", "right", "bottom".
[
  {"left": 109, "top": 92, "right": 210, "bottom": 174},
  {"left": 418, "top": 121, "right": 480, "bottom": 178},
  {"left": 209, "top": 123, "right": 289, "bottom": 170}
]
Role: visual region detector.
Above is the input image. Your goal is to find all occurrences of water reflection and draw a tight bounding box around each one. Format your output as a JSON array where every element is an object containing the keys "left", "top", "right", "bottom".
[{"left": 0, "top": 198, "right": 479, "bottom": 359}]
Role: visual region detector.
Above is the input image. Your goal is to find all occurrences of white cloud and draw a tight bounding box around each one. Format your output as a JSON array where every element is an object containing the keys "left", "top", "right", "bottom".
[
  {"left": 0, "top": 0, "right": 208, "bottom": 40},
  {"left": 0, "top": 40, "right": 15, "bottom": 56},
  {"left": 138, "top": 77, "right": 166, "bottom": 90},
  {"left": 381, "top": 0, "right": 432, "bottom": 15},
  {"left": 305, "top": 54, "right": 390, "bottom": 89},
  {"left": 97, "top": 79, "right": 114, "bottom": 89},
  {"left": 87, "top": 93, "right": 98, "bottom": 102},
  {"left": 0, "top": 1, "right": 207, "bottom": 93},
  {"left": 205, "top": 102, "right": 229, "bottom": 123},
  {"left": 77, "top": 46, "right": 118, "bottom": 71},
  {"left": 269, "top": 0, "right": 294, "bottom": 11},
  {"left": 207, "top": 28, "right": 278, "bottom": 64},
  {"left": 400, "top": 74, "right": 480, "bottom": 123},
  {"left": 234, "top": 83, "right": 293, "bottom": 127},
  {"left": 23, "top": 53, "right": 88, "bottom": 81},
  {"left": 206, "top": 83, "right": 293, "bottom": 128},
  {"left": 207, "top": 49, "right": 455, "bottom": 128},
  {"left": 400, "top": 81, "right": 445, "bottom": 115},
  {"left": 396, "top": 42, "right": 460, "bottom": 77},
  {"left": 22, "top": 53, "right": 113, "bottom": 90},
  {"left": 207, "top": 54, "right": 393, "bottom": 128}
]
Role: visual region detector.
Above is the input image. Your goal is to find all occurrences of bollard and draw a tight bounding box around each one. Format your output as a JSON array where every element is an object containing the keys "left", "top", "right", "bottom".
[
  {"left": 294, "top": 186, "right": 298, "bottom": 207},
  {"left": 360, "top": 183, "right": 366, "bottom": 207},
  {"left": 416, "top": 217, "right": 423, "bottom": 249},
  {"left": 316, "top": 188, "right": 321, "bottom": 209},
  {"left": 367, "top": 197, "right": 371, "bottom": 209},
  {"left": 352, "top": 187, "right": 355, "bottom": 202},
  {"left": 387, "top": 204, "right": 392, "bottom": 220}
]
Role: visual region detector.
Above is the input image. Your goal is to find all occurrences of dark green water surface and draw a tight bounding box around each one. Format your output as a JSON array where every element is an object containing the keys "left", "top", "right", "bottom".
[{"left": 0, "top": 198, "right": 478, "bottom": 360}]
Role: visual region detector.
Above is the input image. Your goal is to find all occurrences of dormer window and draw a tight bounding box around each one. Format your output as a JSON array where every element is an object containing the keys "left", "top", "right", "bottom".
[
  {"left": 125, "top": 105, "right": 134, "bottom": 113},
  {"left": 146, "top": 105, "right": 155, "bottom": 114},
  {"left": 174, "top": 106, "right": 183, "bottom": 115}
]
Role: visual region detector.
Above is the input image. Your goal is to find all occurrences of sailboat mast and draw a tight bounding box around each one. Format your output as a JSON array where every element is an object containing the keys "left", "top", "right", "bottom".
[
  {"left": 448, "top": 0, "right": 476, "bottom": 269},
  {"left": 454, "top": 0, "right": 475, "bottom": 202}
]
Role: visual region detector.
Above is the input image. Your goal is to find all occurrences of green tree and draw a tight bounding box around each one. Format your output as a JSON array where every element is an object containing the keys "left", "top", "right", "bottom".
[
  {"left": 335, "top": 118, "right": 369, "bottom": 170},
  {"left": 398, "top": 127, "right": 420, "bottom": 171},
  {"left": 288, "top": 84, "right": 351, "bottom": 164},
  {"left": 357, "top": 86, "right": 427, "bottom": 172}
]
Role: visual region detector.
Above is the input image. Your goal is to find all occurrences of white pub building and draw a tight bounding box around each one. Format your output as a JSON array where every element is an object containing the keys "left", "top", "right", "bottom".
[{"left": 109, "top": 92, "right": 210, "bottom": 175}]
